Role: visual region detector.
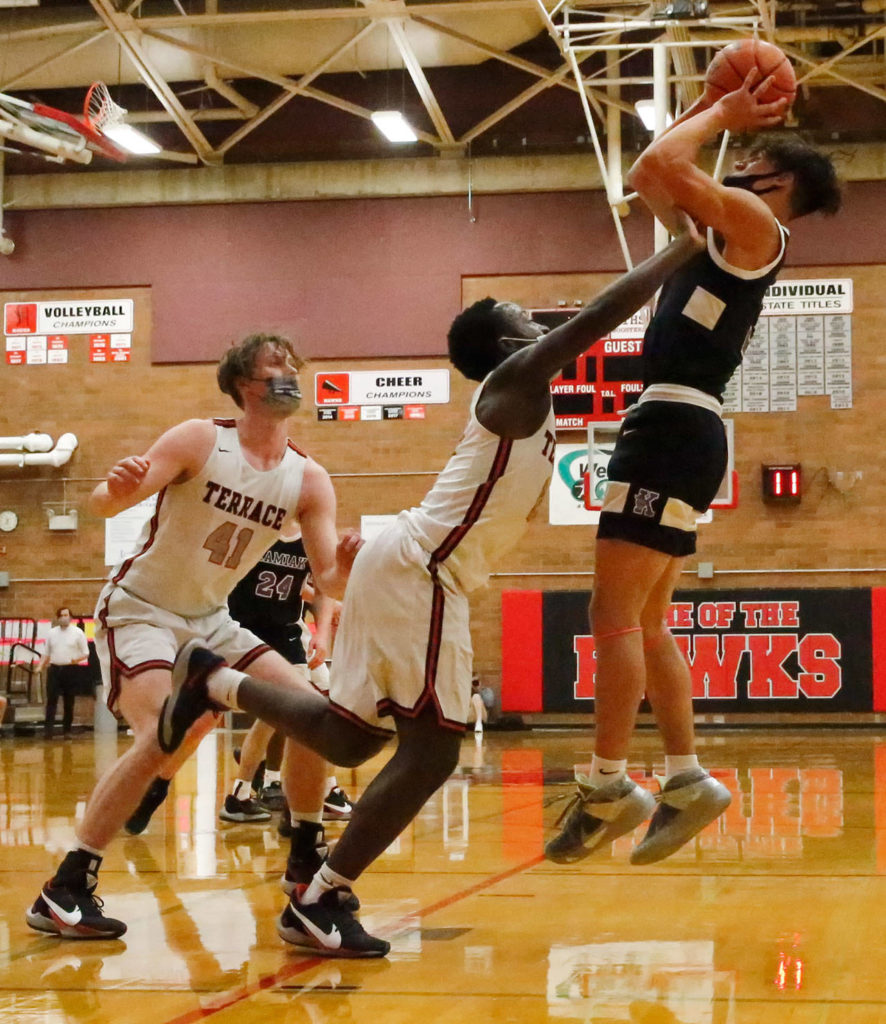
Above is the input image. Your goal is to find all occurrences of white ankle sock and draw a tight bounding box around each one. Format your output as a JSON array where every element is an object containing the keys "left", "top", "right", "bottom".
[
  {"left": 71, "top": 839, "right": 103, "bottom": 858},
  {"left": 264, "top": 770, "right": 281, "bottom": 785},
  {"left": 231, "top": 779, "right": 252, "bottom": 800},
  {"left": 302, "top": 862, "right": 355, "bottom": 905},
  {"left": 586, "top": 755, "right": 627, "bottom": 788},
  {"left": 664, "top": 754, "right": 699, "bottom": 781},
  {"left": 206, "top": 667, "right": 247, "bottom": 710},
  {"left": 292, "top": 809, "right": 324, "bottom": 826}
]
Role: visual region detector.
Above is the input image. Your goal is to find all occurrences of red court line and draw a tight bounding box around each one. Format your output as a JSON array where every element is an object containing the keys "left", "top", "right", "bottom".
[{"left": 162, "top": 853, "right": 546, "bottom": 1023}]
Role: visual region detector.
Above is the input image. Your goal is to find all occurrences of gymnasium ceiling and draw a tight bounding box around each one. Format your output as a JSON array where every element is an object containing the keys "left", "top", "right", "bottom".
[{"left": 2, "top": 0, "right": 886, "bottom": 204}]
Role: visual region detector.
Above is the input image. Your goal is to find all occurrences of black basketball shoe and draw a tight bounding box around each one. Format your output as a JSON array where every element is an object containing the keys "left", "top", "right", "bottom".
[
  {"left": 26, "top": 882, "right": 127, "bottom": 940},
  {"left": 125, "top": 777, "right": 171, "bottom": 835},
  {"left": 158, "top": 640, "right": 226, "bottom": 754},
  {"left": 259, "top": 781, "right": 286, "bottom": 812},
  {"left": 276, "top": 890, "right": 388, "bottom": 958},
  {"left": 322, "top": 786, "right": 353, "bottom": 822},
  {"left": 219, "top": 794, "right": 271, "bottom": 823},
  {"left": 280, "top": 822, "right": 359, "bottom": 911}
]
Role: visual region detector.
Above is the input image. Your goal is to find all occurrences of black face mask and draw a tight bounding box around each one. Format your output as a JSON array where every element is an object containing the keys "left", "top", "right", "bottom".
[
  {"left": 263, "top": 375, "right": 302, "bottom": 410},
  {"left": 721, "top": 170, "right": 783, "bottom": 195}
]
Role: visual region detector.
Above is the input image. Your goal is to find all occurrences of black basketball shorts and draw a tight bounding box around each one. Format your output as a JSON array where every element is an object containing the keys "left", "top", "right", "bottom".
[{"left": 596, "top": 399, "right": 728, "bottom": 557}]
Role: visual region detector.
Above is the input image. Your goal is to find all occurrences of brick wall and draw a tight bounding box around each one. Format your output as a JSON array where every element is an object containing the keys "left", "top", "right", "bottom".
[{"left": 1, "top": 263, "right": 882, "bottom": 687}]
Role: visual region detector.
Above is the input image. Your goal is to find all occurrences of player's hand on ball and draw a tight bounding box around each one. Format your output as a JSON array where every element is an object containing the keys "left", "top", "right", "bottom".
[{"left": 717, "top": 68, "right": 789, "bottom": 133}]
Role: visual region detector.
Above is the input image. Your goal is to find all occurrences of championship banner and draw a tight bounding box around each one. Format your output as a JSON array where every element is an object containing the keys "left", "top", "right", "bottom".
[
  {"left": 314, "top": 369, "right": 449, "bottom": 407},
  {"left": 4, "top": 299, "right": 133, "bottom": 335},
  {"left": 502, "top": 588, "right": 882, "bottom": 714}
]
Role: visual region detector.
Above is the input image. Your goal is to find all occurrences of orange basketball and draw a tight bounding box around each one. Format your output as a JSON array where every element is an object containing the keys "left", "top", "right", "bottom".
[{"left": 704, "top": 38, "right": 796, "bottom": 107}]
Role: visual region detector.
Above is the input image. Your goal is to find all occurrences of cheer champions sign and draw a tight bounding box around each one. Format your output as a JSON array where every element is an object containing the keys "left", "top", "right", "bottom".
[{"left": 502, "top": 588, "right": 886, "bottom": 713}]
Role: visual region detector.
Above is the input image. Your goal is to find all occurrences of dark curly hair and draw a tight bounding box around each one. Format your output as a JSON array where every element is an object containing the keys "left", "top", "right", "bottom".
[
  {"left": 749, "top": 134, "right": 842, "bottom": 218},
  {"left": 447, "top": 297, "right": 511, "bottom": 382},
  {"left": 217, "top": 333, "right": 304, "bottom": 408}
]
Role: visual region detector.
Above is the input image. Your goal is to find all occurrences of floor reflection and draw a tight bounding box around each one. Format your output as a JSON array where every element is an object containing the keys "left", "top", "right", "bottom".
[
  {"left": 0, "top": 728, "right": 883, "bottom": 1023},
  {"left": 548, "top": 939, "right": 733, "bottom": 1024}
]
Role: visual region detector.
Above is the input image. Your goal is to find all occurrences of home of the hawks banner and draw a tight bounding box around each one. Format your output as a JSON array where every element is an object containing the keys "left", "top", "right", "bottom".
[{"left": 502, "top": 588, "right": 886, "bottom": 714}]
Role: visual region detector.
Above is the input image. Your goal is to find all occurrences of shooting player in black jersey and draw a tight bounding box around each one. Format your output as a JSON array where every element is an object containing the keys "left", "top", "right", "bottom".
[{"left": 547, "top": 68, "right": 841, "bottom": 866}]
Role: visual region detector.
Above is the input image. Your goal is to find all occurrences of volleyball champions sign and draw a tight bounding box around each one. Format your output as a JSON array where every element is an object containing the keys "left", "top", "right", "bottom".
[{"left": 502, "top": 588, "right": 882, "bottom": 714}]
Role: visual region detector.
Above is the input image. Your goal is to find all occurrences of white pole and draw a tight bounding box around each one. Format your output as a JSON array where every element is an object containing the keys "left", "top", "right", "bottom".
[{"left": 653, "top": 42, "right": 671, "bottom": 254}]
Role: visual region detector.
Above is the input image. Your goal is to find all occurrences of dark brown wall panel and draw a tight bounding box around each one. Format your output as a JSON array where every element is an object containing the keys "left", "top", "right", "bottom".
[{"left": 0, "top": 179, "right": 871, "bottom": 364}]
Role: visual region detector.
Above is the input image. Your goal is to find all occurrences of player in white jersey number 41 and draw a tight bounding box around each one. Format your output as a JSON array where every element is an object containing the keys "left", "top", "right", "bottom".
[{"left": 27, "top": 333, "right": 359, "bottom": 941}]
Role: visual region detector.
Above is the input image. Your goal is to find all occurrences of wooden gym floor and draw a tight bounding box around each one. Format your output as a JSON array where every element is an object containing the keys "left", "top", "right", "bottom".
[{"left": 1, "top": 724, "right": 885, "bottom": 1023}]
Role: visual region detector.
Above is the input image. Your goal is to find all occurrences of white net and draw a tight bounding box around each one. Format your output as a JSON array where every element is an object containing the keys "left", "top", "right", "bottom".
[{"left": 84, "top": 82, "right": 127, "bottom": 130}]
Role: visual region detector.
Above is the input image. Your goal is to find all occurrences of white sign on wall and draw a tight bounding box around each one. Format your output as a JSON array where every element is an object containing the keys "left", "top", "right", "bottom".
[
  {"left": 549, "top": 444, "right": 600, "bottom": 526},
  {"left": 4, "top": 299, "right": 134, "bottom": 335},
  {"left": 315, "top": 369, "right": 450, "bottom": 407},
  {"left": 761, "top": 279, "right": 852, "bottom": 315},
  {"left": 104, "top": 494, "right": 157, "bottom": 567}
]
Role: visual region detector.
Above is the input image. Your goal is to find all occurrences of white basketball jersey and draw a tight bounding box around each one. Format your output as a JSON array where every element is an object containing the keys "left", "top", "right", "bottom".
[
  {"left": 110, "top": 420, "right": 307, "bottom": 617},
  {"left": 402, "top": 384, "right": 556, "bottom": 592}
]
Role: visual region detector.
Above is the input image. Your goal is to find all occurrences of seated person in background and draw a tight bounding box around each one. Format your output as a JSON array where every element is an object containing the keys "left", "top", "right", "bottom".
[{"left": 470, "top": 678, "right": 487, "bottom": 735}]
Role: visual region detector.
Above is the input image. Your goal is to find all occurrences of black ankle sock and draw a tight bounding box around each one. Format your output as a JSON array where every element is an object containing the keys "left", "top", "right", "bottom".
[
  {"left": 52, "top": 848, "right": 103, "bottom": 891},
  {"left": 151, "top": 777, "right": 171, "bottom": 799},
  {"left": 290, "top": 821, "right": 325, "bottom": 858}
]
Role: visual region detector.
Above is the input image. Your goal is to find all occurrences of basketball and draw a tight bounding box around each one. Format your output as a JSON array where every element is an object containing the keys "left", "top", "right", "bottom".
[{"left": 704, "top": 38, "right": 796, "bottom": 107}]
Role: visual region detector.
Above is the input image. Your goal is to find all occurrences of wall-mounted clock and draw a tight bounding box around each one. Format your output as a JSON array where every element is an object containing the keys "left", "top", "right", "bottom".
[{"left": 0, "top": 510, "right": 18, "bottom": 532}]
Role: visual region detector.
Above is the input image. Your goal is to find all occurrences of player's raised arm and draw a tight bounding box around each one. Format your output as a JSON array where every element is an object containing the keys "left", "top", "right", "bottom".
[
  {"left": 627, "top": 69, "right": 787, "bottom": 254},
  {"left": 475, "top": 222, "right": 703, "bottom": 440}
]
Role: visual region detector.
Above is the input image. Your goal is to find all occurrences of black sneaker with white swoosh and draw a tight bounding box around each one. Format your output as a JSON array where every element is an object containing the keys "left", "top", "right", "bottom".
[
  {"left": 26, "top": 882, "right": 127, "bottom": 939},
  {"left": 276, "top": 889, "right": 389, "bottom": 958},
  {"left": 157, "top": 639, "right": 227, "bottom": 754},
  {"left": 322, "top": 785, "right": 353, "bottom": 821}
]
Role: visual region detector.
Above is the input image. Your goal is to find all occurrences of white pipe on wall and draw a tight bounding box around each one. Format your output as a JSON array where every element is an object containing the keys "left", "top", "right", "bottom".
[
  {"left": 0, "top": 433, "right": 78, "bottom": 468},
  {"left": 0, "top": 433, "right": 54, "bottom": 452}
]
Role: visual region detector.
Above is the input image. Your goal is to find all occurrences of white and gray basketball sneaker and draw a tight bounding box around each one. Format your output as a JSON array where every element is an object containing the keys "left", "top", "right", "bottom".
[
  {"left": 545, "top": 775, "right": 656, "bottom": 863},
  {"left": 630, "top": 767, "right": 732, "bottom": 865}
]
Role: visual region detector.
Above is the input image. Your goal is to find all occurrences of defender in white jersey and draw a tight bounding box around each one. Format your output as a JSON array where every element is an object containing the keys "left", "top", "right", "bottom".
[
  {"left": 158, "top": 226, "right": 705, "bottom": 957},
  {"left": 27, "top": 333, "right": 360, "bottom": 941}
]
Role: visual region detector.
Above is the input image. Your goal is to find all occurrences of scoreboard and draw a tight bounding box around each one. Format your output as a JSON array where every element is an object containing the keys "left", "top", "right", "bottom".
[{"left": 533, "top": 306, "right": 650, "bottom": 428}]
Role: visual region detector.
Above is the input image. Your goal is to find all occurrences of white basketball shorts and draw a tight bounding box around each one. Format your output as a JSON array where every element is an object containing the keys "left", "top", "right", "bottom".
[
  {"left": 328, "top": 521, "right": 472, "bottom": 734},
  {"left": 94, "top": 582, "right": 269, "bottom": 715}
]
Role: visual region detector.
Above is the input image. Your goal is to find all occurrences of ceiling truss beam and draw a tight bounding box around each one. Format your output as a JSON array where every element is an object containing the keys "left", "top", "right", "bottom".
[{"left": 87, "top": 0, "right": 218, "bottom": 163}]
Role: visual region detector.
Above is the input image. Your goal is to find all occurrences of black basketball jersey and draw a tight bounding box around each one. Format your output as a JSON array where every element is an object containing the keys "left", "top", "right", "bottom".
[
  {"left": 227, "top": 536, "right": 311, "bottom": 644},
  {"left": 642, "top": 224, "right": 788, "bottom": 401}
]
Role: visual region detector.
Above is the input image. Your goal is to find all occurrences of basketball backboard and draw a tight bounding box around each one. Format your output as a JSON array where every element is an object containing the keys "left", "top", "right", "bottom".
[{"left": 0, "top": 83, "right": 127, "bottom": 165}]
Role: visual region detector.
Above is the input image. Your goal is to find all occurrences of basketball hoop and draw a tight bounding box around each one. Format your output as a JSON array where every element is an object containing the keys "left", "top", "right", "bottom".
[
  {"left": 0, "top": 81, "right": 130, "bottom": 163},
  {"left": 83, "top": 82, "right": 128, "bottom": 133}
]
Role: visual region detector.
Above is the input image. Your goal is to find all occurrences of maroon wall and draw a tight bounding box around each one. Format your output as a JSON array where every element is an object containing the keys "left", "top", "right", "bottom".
[{"left": 0, "top": 179, "right": 873, "bottom": 363}]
